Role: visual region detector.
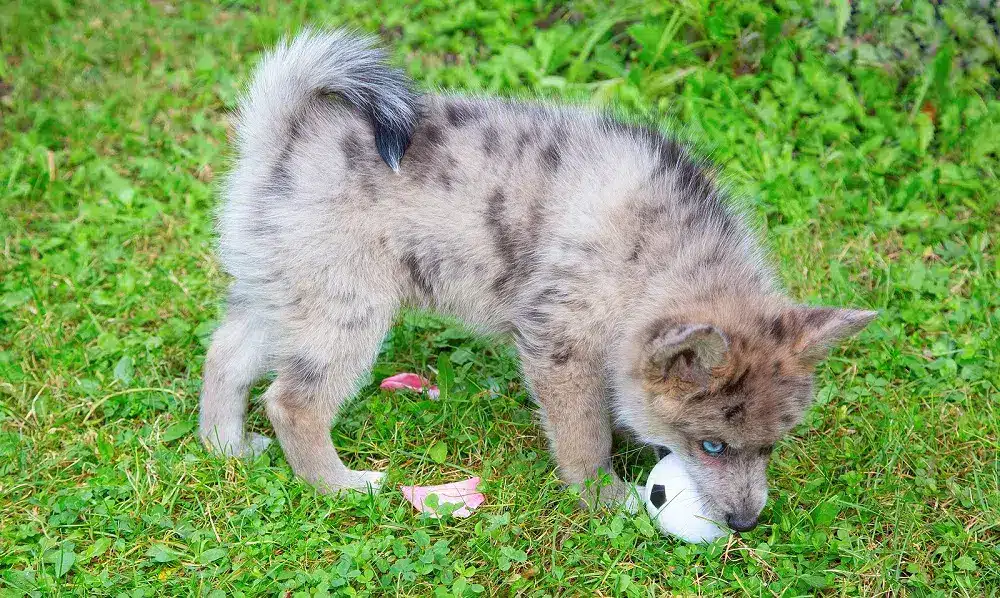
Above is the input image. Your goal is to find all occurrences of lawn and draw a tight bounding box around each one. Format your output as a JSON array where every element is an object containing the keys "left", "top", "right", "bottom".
[{"left": 1, "top": 0, "right": 998, "bottom": 595}]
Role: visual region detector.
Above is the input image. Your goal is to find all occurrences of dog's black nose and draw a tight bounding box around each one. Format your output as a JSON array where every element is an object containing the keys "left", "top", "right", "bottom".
[{"left": 726, "top": 513, "right": 758, "bottom": 532}]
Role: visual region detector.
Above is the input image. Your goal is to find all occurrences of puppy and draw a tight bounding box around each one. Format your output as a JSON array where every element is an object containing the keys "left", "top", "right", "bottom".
[{"left": 199, "top": 29, "right": 875, "bottom": 531}]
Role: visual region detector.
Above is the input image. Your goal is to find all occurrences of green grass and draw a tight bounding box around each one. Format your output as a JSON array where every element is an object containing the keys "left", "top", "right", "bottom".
[{"left": 2, "top": 0, "right": 998, "bottom": 595}]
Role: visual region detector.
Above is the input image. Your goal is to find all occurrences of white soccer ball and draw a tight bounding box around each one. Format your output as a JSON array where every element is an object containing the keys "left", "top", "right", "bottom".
[{"left": 641, "top": 452, "right": 730, "bottom": 543}]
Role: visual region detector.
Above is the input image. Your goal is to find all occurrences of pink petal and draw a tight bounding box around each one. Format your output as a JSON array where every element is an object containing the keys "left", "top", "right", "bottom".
[
  {"left": 380, "top": 373, "right": 440, "bottom": 399},
  {"left": 400, "top": 477, "right": 485, "bottom": 518},
  {"left": 380, "top": 372, "right": 428, "bottom": 390}
]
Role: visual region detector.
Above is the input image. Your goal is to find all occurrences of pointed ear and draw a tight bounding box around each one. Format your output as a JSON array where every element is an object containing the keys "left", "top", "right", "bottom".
[
  {"left": 794, "top": 307, "right": 878, "bottom": 364},
  {"left": 645, "top": 323, "right": 728, "bottom": 385}
]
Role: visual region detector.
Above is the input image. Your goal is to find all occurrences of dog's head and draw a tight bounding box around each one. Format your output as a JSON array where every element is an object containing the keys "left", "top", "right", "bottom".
[{"left": 615, "top": 304, "right": 876, "bottom": 532}]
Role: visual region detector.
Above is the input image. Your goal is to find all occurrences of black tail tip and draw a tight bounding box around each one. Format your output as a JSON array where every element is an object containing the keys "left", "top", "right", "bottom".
[{"left": 374, "top": 120, "right": 411, "bottom": 172}]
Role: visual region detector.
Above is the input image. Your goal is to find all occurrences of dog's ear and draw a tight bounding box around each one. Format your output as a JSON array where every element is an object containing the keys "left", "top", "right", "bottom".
[
  {"left": 644, "top": 323, "right": 728, "bottom": 387},
  {"left": 789, "top": 307, "right": 877, "bottom": 364}
]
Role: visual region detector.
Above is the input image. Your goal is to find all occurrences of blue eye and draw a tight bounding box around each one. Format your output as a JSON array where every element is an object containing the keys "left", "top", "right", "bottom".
[{"left": 701, "top": 440, "right": 726, "bottom": 455}]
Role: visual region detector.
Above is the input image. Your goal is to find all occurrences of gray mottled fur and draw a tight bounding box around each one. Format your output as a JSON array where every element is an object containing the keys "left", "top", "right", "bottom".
[{"left": 200, "top": 30, "right": 876, "bottom": 529}]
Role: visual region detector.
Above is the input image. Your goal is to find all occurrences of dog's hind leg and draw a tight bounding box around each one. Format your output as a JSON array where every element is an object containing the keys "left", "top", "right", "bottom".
[
  {"left": 199, "top": 298, "right": 273, "bottom": 458},
  {"left": 263, "top": 284, "right": 396, "bottom": 494}
]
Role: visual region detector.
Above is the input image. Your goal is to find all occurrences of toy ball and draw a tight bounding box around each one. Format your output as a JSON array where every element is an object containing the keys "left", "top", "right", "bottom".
[{"left": 642, "top": 452, "right": 730, "bottom": 543}]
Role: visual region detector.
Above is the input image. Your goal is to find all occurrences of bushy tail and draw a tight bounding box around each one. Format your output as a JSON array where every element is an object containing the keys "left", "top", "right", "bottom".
[{"left": 234, "top": 28, "right": 417, "bottom": 171}]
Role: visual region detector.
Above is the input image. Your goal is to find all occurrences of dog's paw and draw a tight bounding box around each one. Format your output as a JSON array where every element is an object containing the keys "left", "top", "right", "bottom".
[
  {"left": 244, "top": 433, "right": 273, "bottom": 458},
  {"left": 346, "top": 469, "right": 386, "bottom": 494},
  {"left": 574, "top": 472, "right": 633, "bottom": 512},
  {"left": 202, "top": 431, "right": 272, "bottom": 459},
  {"left": 314, "top": 469, "right": 386, "bottom": 496},
  {"left": 620, "top": 484, "right": 643, "bottom": 515}
]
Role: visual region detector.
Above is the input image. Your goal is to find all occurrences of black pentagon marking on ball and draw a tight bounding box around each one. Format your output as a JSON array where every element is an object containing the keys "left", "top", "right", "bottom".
[{"left": 650, "top": 484, "right": 667, "bottom": 509}]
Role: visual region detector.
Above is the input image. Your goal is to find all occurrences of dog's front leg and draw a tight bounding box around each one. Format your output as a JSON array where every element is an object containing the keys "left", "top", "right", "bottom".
[{"left": 520, "top": 351, "right": 628, "bottom": 509}]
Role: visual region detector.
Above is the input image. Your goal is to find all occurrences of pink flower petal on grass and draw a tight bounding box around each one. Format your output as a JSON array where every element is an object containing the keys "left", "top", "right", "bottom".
[
  {"left": 400, "top": 477, "right": 485, "bottom": 518},
  {"left": 380, "top": 373, "right": 440, "bottom": 399},
  {"left": 380, "top": 372, "right": 428, "bottom": 390}
]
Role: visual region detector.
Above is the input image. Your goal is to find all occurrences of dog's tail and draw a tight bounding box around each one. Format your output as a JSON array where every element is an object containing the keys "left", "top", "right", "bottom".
[{"left": 234, "top": 28, "right": 417, "bottom": 171}]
